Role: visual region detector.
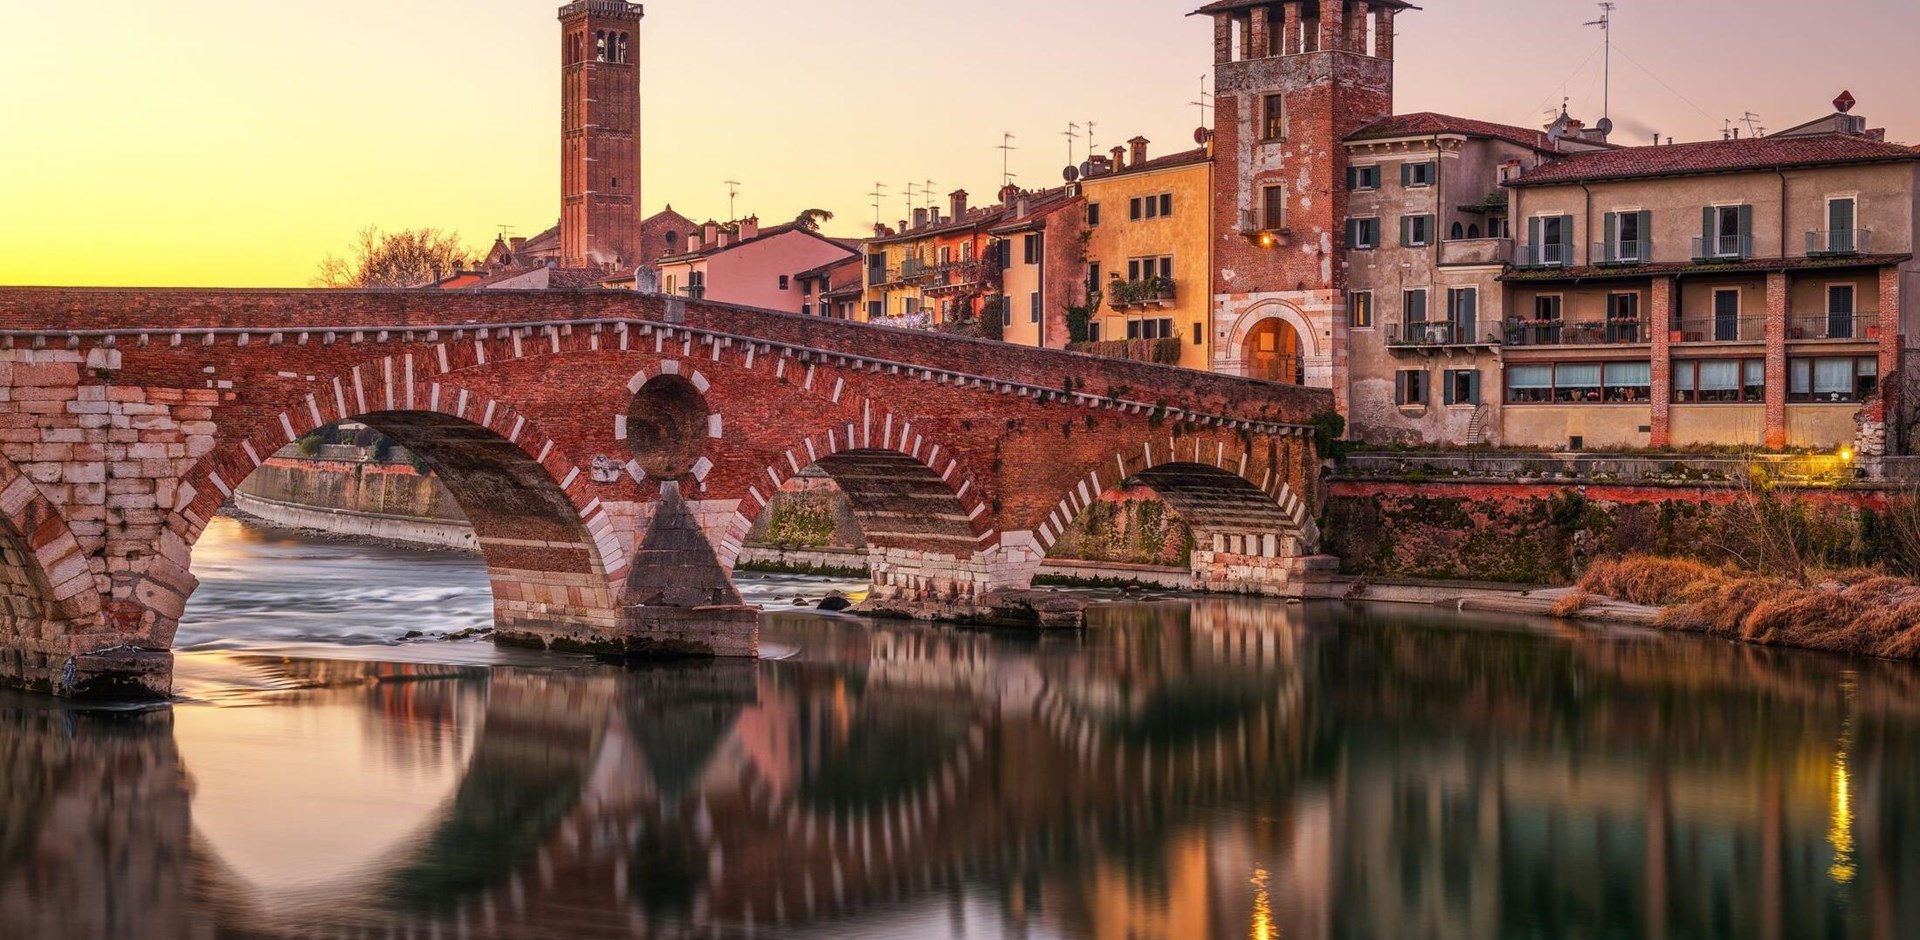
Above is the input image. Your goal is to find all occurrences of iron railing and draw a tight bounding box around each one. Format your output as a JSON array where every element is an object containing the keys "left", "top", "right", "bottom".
[
  {"left": 1788, "top": 312, "right": 1880, "bottom": 340},
  {"left": 1501, "top": 319, "right": 1650, "bottom": 347},
  {"left": 1807, "top": 229, "right": 1871, "bottom": 256},
  {"left": 1518, "top": 243, "right": 1571, "bottom": 268},
  {"left": 1691, "top": 234, "right": 1753, "bottom": 261},
  {"left": 1387, "top": 321, "right": 1499, "bottom": 346},
  {"left": 1592, "top": 240, "right": 1646, "bottom": 265},
  {"left": 1673, "top": 316, "right": 1767, "bottom": 343}
]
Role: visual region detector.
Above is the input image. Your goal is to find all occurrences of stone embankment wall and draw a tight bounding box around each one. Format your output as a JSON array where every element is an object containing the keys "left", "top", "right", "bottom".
[
  {"left": 233, "top": 455, "right": 477, "bottom": 550},
  {"left": 1327, "top": 451, "right": 1897, "bottom": 584}
]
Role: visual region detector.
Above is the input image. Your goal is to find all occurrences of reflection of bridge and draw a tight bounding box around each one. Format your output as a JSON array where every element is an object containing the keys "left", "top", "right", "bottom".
[
  {"left": 0, "top": 289, "right": 1331, "bottom": 697},
  {"left": 9, "top": 605, "right": 1918, "bottom": 939}
]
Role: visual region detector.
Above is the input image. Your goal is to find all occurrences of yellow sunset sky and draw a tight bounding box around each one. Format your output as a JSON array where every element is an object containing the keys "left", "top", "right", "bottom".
[{"left": 2, "top": 0, "right": 1914, "bottom": 287}]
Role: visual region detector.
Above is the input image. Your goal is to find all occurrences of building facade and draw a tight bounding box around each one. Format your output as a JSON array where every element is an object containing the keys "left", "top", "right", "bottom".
[
  {"left": 1080, "top": 141, "right": 1217, "bottom": 371},
  {"left": 992, "top": 188, "right": 1086, "bottom": 349},
  {"left": 861, "top": 191, "right": 1008, "bottom": 328},
  {"left": 795, "top": 255, "right": 866, "bottom": 319},
  {"left": 558, "top": 1, "right": 645, "bottom": 270},
  {"left": 657, "top": 218, "right": 858, "bottom": 313}
]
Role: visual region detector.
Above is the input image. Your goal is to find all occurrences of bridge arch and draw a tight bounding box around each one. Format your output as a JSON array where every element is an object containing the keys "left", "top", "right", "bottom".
[
  {"left": 0, "top": 449, "right": 107, "bottom": 692},
  {"left": 146, "top": 372, "right": 622, "bottom": 652}
]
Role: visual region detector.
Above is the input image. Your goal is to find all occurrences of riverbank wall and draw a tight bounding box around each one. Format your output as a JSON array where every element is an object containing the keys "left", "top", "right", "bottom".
[{"left": 232, "top": 453, "right": 477, "bottom": 550}]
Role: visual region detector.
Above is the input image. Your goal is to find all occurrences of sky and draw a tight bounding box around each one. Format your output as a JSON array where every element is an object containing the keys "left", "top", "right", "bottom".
[{"left": 3, "top": 0, "right": 1916, "bottom": 288}]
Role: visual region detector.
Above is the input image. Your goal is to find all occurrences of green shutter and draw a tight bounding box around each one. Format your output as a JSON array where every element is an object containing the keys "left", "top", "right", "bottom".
[
  {"left": 1700, "top": 207, "right": 1714, "bottom": 259},
  {"left": 1401, "top": 163, "right": 1411, "bottom": 187},
  {"left": 1443, "top": 372, "right": 1457, "bottom": 406},
  {"left": 1468, "top": 371, "right": 1482, "bottom": 405},
  {"left": 1602, "top": 212, "right": 1617, "bottom": 262},
  {"left": 1346, "top": 167, "right": 1357, "bottom": 191},
  {"left": 1737, "top": 205, "right": 1753, "bottom": 256},
  {"left": 1637, "top": 211, "right": 1653, "bottom": 258},
  {"left": 1527, "top": 216, "right": 1541, "bottom": 264},
  {"left": 1394, "top": 371, "right": 1406, "bottom": 405}
]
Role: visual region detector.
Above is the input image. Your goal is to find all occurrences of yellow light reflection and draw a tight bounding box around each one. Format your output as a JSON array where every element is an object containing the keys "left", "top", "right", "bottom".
[
  {"left": 1249, "top": 867, "right": 1275, "bottom": 940},
  {"left": 1828, "top": 672, "right": 1857, "bottom": 885}
]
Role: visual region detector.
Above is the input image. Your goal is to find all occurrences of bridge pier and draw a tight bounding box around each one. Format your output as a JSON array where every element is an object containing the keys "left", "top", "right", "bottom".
[{"left": 857, "top": 534, "right": 1087, "bottom": 628}]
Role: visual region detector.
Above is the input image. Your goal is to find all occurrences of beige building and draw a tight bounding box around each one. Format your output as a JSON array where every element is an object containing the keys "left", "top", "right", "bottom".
[
  {"left": 1342, "top": 112, "right": 1608, "bottom": 444},
  {"left": 1500, "top": 102, "right": 1919, "bottom": 454},
  {"left": 1078, "top": 140, "right": 1217, "bottom": 371}
]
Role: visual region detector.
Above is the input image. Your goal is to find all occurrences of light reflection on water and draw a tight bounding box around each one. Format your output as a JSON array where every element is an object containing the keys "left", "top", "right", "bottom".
[{"left": 2, "top": 517, "right": 1918, "bottom": 939}]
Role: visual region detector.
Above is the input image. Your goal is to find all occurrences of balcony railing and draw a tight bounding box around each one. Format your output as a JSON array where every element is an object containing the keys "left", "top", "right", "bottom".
[
  {"left": 1592, "top": 240, "right": 1646, "bottom": 266},
  {"left": 1438, "top": 237, "right": 1512, "bottom": 266},
  {"left": 1502, "top": 319, "right": 1650, "bottom": 347},
  {"left": 1387, "top": 321, "right": 1499, "bottom": 347},
  {"left": 1691, "top": 234, "right": 1753, "bottom": 261},
  {"left": 1788, "top": 311, "right": 1881, "bottom": 340},
  {"left": 1673, "top": 316, "right": 1766, "bottom": 343},
  {"left": 1517, "top": 243, "right": 1571, "bottom": 268},
  {"left": 1107, "top": 277, "right": 1177, "bottom": 311},
  {"left": 1807, "top": 229, "right": 1871, "bottom": 257}
]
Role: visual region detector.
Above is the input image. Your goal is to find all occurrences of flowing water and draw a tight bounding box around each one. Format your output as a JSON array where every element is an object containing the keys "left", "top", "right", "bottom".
[{"left": 3, "top": 515, "right": 1918, "bottom": 939}]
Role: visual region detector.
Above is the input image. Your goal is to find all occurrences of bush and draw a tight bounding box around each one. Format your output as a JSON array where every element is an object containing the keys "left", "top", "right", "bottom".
[
  {"left": 1550, "top": 590, "right": 1595, "bottom": 618},
  {"left": 1577, "top": 555, "right": 1727, "bottom": 607}
]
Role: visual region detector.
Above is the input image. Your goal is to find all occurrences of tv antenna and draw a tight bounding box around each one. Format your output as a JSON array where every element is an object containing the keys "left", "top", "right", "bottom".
[
  {"left": 998, "top": 133, "right": 1017, "bottom": 187},
  {"left": 1085, "top": 120, "right": 1097, "bottom": 159},
  {"left": 1742, "top": 111, "right": 1764, "bottom": 137},
  {"left": 903, "top": 180, "right": 919, "bottom": 221},
  {"left": 724, "top": 180, "right": 742, "bottom": 220},
  {"left": 869, "top": 181, "right": 887, "bottom": 228},
  {"left": 1063, "top": 122, "right": 1081, "bottom": 167},
  {"left": 1189, "top": 75, "right": 1215, "bottom": 128},
  {"left": 1583, "top": 3, "right": 1615, "bottom": 127},
  {"left": 924, "top": 179, "right": 938, "bottom": 212}
]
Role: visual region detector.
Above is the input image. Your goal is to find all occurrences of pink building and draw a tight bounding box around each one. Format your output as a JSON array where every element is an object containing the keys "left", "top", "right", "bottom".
[{"left": 657, "top": 216, "right": 858, "bottom": 312}]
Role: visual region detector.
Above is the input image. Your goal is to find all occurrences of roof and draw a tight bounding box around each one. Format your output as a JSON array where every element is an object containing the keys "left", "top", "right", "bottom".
[
  {"left": 1509, "top": 133, "right": 1920, "bottom": 187},
  {"left": 656, "top": 222, "right": 855, "bottom": 264},
  {"left": 1501, "top": 252, "right": 1913, "bottom": 284},
  {"left": 1083, "top": 146, "right": 1212, "bottom": 182},
  {"left": 793, "top": 254, "right": 863, "bottom": 282},
  {"left": 987, "top": 188, "right": 1082, "bottom": 236},
  {"left": 1348, "top": 112, "right": 1561, "bottom": 153},
  {"left": 868, "top": 206, "right": 1015, "bottom": 246},
  {"left": 1190, "top": 0, "right": 1414, "bottom": 15}
]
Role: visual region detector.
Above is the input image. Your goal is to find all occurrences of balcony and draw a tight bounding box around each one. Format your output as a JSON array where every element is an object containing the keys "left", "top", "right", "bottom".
[
  {"left": 1673, "top": 316, "right": 1766, "bottom": 343},
  {"left": 1517, "top": 243, "right": 1571, "bottom": 268},
  {"left": 1788, "top": 311, "right": 1881, "bottom": 341},
  {"left": 1387, "top": 320, "right": 1499, "bottom": 347},
  {"left": 1107, "top": 277, "right": 1178, "bottom": 311},
  {"left": 1502, "top": 319, "right": 1651, "bottom": 347},
  {"left": 1438, "top": 237, "right": 1512, "bottom": 266},
  {"left": 1807, "top": 229, "right": 1872, "bottom": 257},
  {"left": 1592, "top": 240, "right": 1647, "bottom": 266},
  {"left": 1691, "top": 234, "right": 1753, "bottom": 262}
]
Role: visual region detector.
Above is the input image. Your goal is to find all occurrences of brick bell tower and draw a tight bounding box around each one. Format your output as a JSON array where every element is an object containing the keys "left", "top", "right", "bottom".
[
  {"left": 559, "top": 1, "right": 644, "bottom": 270},
  {"left": 1200, "top": 1, "right": 1404, "bottom": 407}
]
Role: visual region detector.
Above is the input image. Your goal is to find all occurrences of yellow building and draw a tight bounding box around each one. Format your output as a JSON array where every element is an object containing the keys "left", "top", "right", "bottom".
[{"left": 1079, "top": 139, "right": 1216, "bottom": 370}]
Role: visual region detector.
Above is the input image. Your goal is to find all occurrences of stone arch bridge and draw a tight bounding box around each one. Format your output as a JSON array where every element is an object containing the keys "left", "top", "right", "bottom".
[{"left": 0, "top": 289, "right": 1330, "bottom": 698}]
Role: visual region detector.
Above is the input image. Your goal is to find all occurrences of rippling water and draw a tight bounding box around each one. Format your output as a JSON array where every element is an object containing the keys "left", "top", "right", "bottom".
[{"left": 3, "top": 515, "right": 1918, "bottom": 939}]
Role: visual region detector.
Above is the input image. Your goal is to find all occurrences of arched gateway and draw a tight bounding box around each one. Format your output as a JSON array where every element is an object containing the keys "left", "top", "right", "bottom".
[{"left": 0, "top": 289, "right": 1329, "bottom": 698}]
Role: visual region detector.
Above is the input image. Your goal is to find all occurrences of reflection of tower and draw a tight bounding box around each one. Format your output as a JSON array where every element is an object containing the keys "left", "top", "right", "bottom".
[
  {"left": 1203, "top": 0, "right": 1405, "bottom": 409},
  {"left": 559, "top": 1, "right": 645, "bottom": 270}
]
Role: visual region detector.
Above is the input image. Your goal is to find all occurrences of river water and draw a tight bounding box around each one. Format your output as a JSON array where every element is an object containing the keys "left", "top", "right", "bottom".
[{"left": 3, "top": 515, "right": 1918, "bottom": 939}]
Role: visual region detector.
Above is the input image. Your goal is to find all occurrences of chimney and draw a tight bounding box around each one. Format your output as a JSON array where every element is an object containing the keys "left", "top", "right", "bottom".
[
  {"left": 738, "top": 215, "right": 759, "bottom": 240},
  {"left": 1128, "top": 136, "right": 1150, "bottom": 167},
  {"left": 1110, "top": 145, "right": 1128, "bottom": 171},
  {"left": 999, "top": 184, "right": 1020, "bottom": 208},
  {"left": 1017, "top": 195, "right": 1031, "bottom": 218},
  {"left": 703, "top": 220, "right": 719, "bottom": 245},
  {"left": 874, "top": 222, "right": 888, "bottom": 238},
  {"left": 951, "top": 190, "right": 969, "bottom": 219},
  {"left": 717, "top": 228, "right": 733, "bottom": 248},
  {"left": 913, "top": 207, "right": 929, "bottom": 229},
  {"left": 509, "top": 237, "right": 527, "bottom": 255}
]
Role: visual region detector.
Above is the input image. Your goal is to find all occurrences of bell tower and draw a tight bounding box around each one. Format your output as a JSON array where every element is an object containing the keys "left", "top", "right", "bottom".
[
  {"left": 559, "top": 1, "right": 644, "bottom": 270},
  {"left": 1200, "top": 0, "right": 1405, "bottom": 403}
]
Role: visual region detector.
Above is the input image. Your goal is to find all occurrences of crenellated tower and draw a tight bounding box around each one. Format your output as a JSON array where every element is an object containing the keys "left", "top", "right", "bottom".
[
  {"left": 559, "top": 1, "right": 645, "bottom": 270},
  {"left": 1199, "top": 0, "right": 1405, "bottom": 405}
]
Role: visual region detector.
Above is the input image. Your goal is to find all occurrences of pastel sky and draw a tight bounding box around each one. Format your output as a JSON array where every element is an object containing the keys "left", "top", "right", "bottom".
[{"left": 3, "top": 0, "right": 1915, "bottom": 287}]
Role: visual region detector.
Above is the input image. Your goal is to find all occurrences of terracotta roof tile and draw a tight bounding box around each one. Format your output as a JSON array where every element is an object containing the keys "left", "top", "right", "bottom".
[
  {"left": 1348, "top": 112, "right": 1563, "bottom": 152},
  {"left": 1510, "top": 133, "right": 1920, "bottom": 187},
  {"left": 1500, "top": 252, "right": 1914, "bottom": 283}
]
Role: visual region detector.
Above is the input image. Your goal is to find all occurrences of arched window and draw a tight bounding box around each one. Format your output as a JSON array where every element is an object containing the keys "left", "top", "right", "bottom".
[
  {"left": 595, "top": 31, "right": 607, "bottom": 62},
  {"left": 1450, "top": 221, "right": 1465, "bottom": 240},
  {"left": 617, "top": 33, "right": 629, "bottom": 64},
  {"left": 665, "top": 231, "right": 678, "bottom": 250},
  {"left": 1468, "top": 224, "right": 1482, "bottom": 239}
]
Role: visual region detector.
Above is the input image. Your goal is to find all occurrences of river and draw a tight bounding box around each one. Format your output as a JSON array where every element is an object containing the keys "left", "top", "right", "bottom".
[{"left": 2, "top": 514, "right": 1916, "bottom": 939}]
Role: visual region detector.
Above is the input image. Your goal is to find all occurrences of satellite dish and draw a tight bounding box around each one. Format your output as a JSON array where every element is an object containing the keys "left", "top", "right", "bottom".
[
  {"left": 1194, "top": 126, "right": 1212, "bottom": 145},
  {"left": 1063, "top": 165, "right": 1080, "bottom": 183},
  {"left": 1595, "top": 117, "right": 1615, "bottom": 136},
  {"left": 1080, "top": 160, "right": 1095, "bottom": 178}
]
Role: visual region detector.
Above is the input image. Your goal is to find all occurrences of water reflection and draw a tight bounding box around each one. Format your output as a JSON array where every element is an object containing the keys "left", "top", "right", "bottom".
[{"left": 4, "top": 602, "right": 1920, "bottom": 938}]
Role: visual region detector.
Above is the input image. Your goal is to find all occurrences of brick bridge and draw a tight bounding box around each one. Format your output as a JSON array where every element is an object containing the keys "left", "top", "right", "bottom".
[{"left": 0, "top": 289, "right": 1329, "bottom": 698}]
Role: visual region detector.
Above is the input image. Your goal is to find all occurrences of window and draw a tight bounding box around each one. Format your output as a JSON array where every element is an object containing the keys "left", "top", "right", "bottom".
[
  {"left": 1674, "top": 359, "right": 1765, "bottom": 403},
  {"left": 1445, "top": 288, "right": 1478, "bottom": 342},
  {"left": 1443, "top": 370, "right": 1481, "bottom": 406},
  {"left": 1129, "top": 197, "right": 1143, "bottom": 221},
  {"left": 1347, "top": 165, "right": 1381, "bottom": 191},
  {"left": 1601, "top": 362, "right": 1652, "bottom": 402},
  {"left": 1507, "top": 365, "right": 1554, "bottom": 403},
  {"left": 1087, "top": 203, "right": 1102, "bottom": 226},
  {"left": 1395, "top": 370, "right": 1429, "bottom": 406},
  {"left": 963, "top": 242, "right": 975, "bottom": 261},
  {"left": 867, "top": 300, "right": 884, "bottom": 319},
  {"left": 778, "top": 274, "right": 790, "bottom": 290},
  {"left": 1088, "top": 321, "right": 1101, "bottom": 342},
  {"left": 1608, "top": 293, "right": 1641, "bottom": 342},
  {"left": 1030, "top": 291, "right": 1041, "bottom": 323},
  {"left": 1790, "top": 356, "right": 1878, "bottom": 402},
  {"left": 1826, "top": 284, "right": 1858, "bottom": 339},
  {"left": 1606, "top": 210, "right": 1648, "bottom": 262},
  {"left": 1704, "top": 204, "right": 1751, "bottom": 258},
  {"left": 1712, "top": 289, "right": 1742, "bottom": 342},
  {"left": 801, "top": 303, "right": 812, "bottom": 316},
  {"left": 1001, "top": 303, "right": 1012, "bottom": 328},
  {"left": 1127, "top": 256, "right": 1174, "bottom": 281},
  {"left": 1401, "top": 215, "right": 1434, "bottom": 247},
  {"left": 938, "top": 246, "right": 951, "bottom": 265},
  {"left": 1159, "top": 193, "right": 1173, "bottom": 217},
  {"left": 1192, "top": 322, "right": 1203, "bottom": 345},
  {"left": 1128, "top": 318, "right": 1175, "bottom": 340},
  {"left": 1086, "top": 262, "right": 1102, "bottom": 298},
  {"left": 1822, "top": 197, "right": 1859, "bottom": 254},
  {"left": 1262, "top": 94, "right": 1287, "bottom": 140},
  {"left": 1348, "top": 291, "right": 1374, "bottom": 329},
  {"left": 1451, "top": 222, "right": 1465, "bottom": 240},
  {"left": 1023, "top": 234, "right": 1041, "bottom": 264},
  {"left": 1402, "top": 162, "right": 1435, "bottom": 187},
  {"left": 1347, "top": 217, "right": 1379, "bottom": 249},
  {"left": 1402, "top": 288, "right": 1428, "bottom": 326},
  {"left": 903, "top": 296, "right": 919, "bottom": 316},
  {"left": 1262, "top": 185, "right": 1287, "bottom": 230},
  {"left": 1553, "top": 363, "right": 1603, "bottom": 402}
]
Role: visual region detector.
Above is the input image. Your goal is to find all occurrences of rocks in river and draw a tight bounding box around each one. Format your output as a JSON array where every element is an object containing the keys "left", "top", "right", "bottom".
[{"left": 817, "top": 593, "right": 852, "bottom": 612}]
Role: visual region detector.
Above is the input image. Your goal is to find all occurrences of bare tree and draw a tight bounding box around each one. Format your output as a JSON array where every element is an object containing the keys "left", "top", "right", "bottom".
[
  {"left": 1720, "top": 459, "right": 1812, "bottom": 584},
  {"left": 313, "top": 226, "right": 472, "bottom": 288}
]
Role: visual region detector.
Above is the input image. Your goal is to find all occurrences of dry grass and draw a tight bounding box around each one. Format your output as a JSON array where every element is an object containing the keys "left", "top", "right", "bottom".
[
  {"left": 1550, "top": 590, "right": 1595, "bottom": 618},
  {"left": 1659, "top": 574, "right": 1920, "bottom": 661},
  {"left": 1577, "top": 555, "right": 1728, "bottom": 607}
]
